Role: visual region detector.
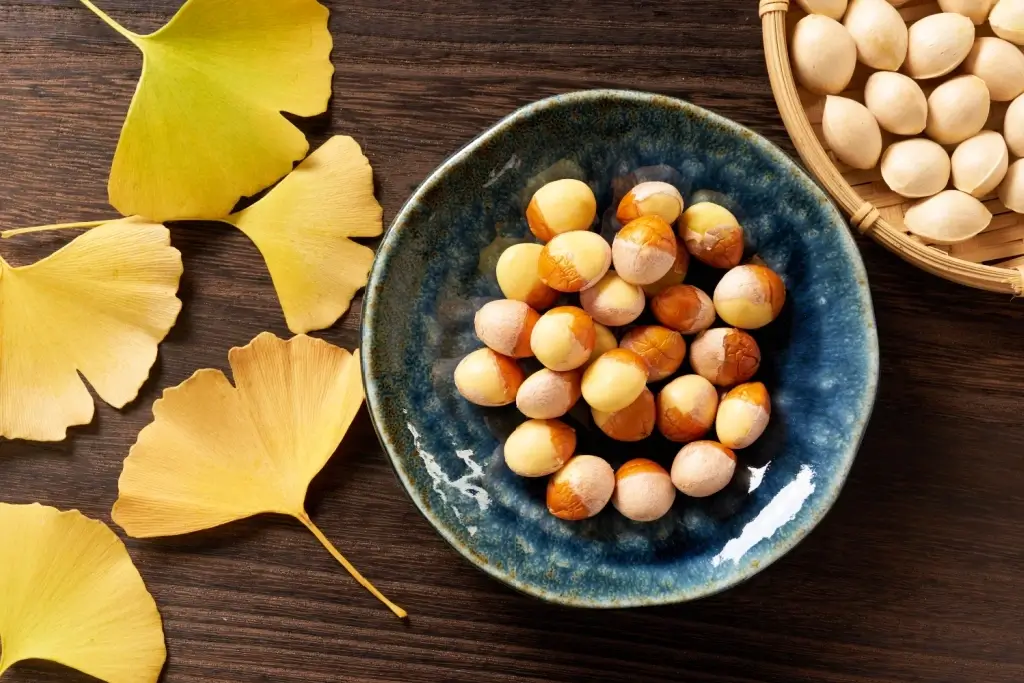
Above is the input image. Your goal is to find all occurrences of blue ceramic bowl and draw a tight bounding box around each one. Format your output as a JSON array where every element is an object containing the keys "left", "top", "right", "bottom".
[{"left": 362, "top": 90, "right": 878, "bottom": 608}]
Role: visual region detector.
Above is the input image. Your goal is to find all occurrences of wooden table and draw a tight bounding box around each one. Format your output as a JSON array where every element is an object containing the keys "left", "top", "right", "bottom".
[{"left": 2, "top": 2, "right": 1022, "bottom": 682}]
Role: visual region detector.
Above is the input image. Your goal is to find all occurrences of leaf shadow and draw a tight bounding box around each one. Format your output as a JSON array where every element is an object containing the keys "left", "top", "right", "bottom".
[
  {"left": 129, "top": 515, "right": 280, "bottom": 556},
  {"left": 304, "top": 405, "right": 377, "bottom": 516},
  {"left": 0, "top": 409, "right": 102, "bottom": 459},
  {"left": 1, "top": 659, "right": 104, "bottom": 683}
]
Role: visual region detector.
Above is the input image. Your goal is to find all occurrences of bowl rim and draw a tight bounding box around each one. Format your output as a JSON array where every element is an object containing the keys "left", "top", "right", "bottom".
[{"left": 361, "top": 88, "right": 880, "bottom": 608}]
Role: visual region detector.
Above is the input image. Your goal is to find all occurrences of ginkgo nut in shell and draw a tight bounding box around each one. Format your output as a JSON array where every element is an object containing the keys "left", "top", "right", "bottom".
[
  {"left": 496, "top": 243, "right": 559, "bottom": 310},
  {"left": 716, "top": 382, "right": 772, "bottom": 450},
  {"left": 611, "top": 215, "right": 679, "bottom": 285},
  {"left": 592, "top": 387, "right": 656, "bottom": 442},
  {"left": 530, "top": 306, "right": 597, "bottom": 371},
  {"left": 474, "top": 299, "right": 540, "bottom": 358},
  {"left": 546, "top": 455, "right": 616, "bottom": 520},
  {"left": 581, "top": 348, "right": 648, "bottom": 413},
  {"left": 526, "top": 179, "right": 598, "bottom": 242},
  {"left": 656, "top": 374, "right": 719, "bottom": 443},
  {"left": 671, "top": 441, "right": 737, "bottom": 498},
  {"left": 579, "top": 271, "right": 646, "bottom": 327},
  {"left": 538, "top": 230, "right": 612, "bottom": 292},
  {"left": 619, "top": 325, "right": 686, "bottom": 382},
  {"left": 454, "top": 348, "right": 525, "bottom": 406},
  {"left": 612, "top": 459, "right": 676, "bottom": 522},
  {"left": 504, "top": 419, "right": 577, "bottom": 477},
  {"left": 713, "top": 264, "right": 786, "bottom": 330},
  {"left": 516, "top": 368, "right": 582, "bottom": 420}
]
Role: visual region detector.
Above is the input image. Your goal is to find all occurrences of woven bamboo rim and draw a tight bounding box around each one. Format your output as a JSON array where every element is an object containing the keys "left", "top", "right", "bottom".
[{"left": 760, "top": 0, "right": 1024, "bottom": 296}]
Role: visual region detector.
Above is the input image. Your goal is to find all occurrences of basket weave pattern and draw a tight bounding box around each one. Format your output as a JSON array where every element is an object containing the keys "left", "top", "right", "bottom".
[{"left": 760, "top": 0, "right": 1024, "bottom": 295}]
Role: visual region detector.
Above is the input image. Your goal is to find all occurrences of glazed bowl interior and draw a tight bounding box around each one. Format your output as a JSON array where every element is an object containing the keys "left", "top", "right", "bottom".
[{"left": 362, "top": 90, "right": 878, "bottom": 608}]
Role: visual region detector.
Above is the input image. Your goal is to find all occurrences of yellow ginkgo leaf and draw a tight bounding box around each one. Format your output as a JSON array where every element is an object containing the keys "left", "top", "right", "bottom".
[
  {"left": 0, "top": 218, "right": 183, "bottom": 442},
  {"left": 226, "top": 135, "right": 383, "bottom": 334},
  {"left": 112, "top": 332, "right": 406, "bottom": 619},
  {"left": 0, "top": 503, "right": 166, "bottom": 683},
  {"left": 80, "top": 0, "right": 334, "bottom": 221}
]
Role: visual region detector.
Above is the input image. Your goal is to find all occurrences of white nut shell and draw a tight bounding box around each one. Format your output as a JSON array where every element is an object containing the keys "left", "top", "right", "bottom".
[
  {"left": 843, "top": 0, "right": 908, "bottom": 70},
  {"left": 951, "top": 131, "right": 1009, "bottom": 198},
  {"left": 998, "top": 159, "right": 1024, "bottom": 213},
  {"left": 863, "top": 71, "right": 928, "bottom": 135},
  {"left": 881, "top": 139, "right": 951, "bottom": 198},
  {"left": 1006, "top": 94, "right": 1024, "bottom": 157},
  {"left": 925, "top": 75, "right": 991, "bottom": 145},
  {"left": 822, "top": 95, "right": 883, "bottom": 170},
  {"left": 795, "top": 0, "right": 848, "bottom": 19},
  {"left": 905, "top": 12, "right": 976, "bottom": 79},
  {"left": 791, "top": 15, "right": 858, "bottom": 95},
  {"left": 990, "top": 0, "right": 1024, "bottom": 45},
  {"left": 903, "top": 190, "right": 992, "bottom": 244},
  {"left": 962, "top": 37, "right": 1024, "bottom": 102},
  {"left": 937, "top": 0, "right": 994, "bottom": 24}
]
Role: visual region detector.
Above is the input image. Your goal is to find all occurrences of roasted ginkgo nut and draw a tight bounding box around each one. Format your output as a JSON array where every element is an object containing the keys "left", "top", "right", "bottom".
[
  {"left": 474, "top": 299, "right": 539, "bottom": 358},
  {"left": 496, "top": 243, "right": 559, "bottom": 310},
  {"left": 679, "top": 202, "right": 745, "bottom": 269},
  {"left": 713, "top": 264, "right": 786, "bottom": 330},
  {"left": 581, "top": 348, "right": 648, "bottom": 413},
  {"left": 454, "top": 348, "right": 525, "bottom": 407},
  {"left": 612, "top": 458, "right": 676, "bottom": 522},
  {"left": 619, "top": 326, "right": 686, "bottom": 382},
  {"left": 716, "top": 381, "right": 771, "bottom": 449},
  {"left": 616, "top": 181, "right": 685, "bottom": 224},
  {"left": 579, "top": 271, "right": 646, "bottom": 327},
  {"left": 503, "top": 418, "right": 576, "bottom": 477},
  {"left": 650, "top": 284, "right": 716, "bottom": 335},
  {"left": 546, "top": 455, "right": 616, "bottom": 520},
  {"left": 591, "top": 387, "right": 656, "bottom": 442},
  {"left": 656, "top": 374, "right": 719, "bottom": 443},
  {"left": 611, "top": 215, "right": 678, "bottom": 285},
  {"left": 671, "top": 441, "right": 737, "bottom": 498},
  {"left": 583, "top": 322, "right": 618, "bottom": 370},
  {"left": 530, "top": 306, "right": 596, "bottom": 371},
  {"left": 516, "top": 368, "right": 581, "bottom": 420},
  {"left": 526, "top": 179, "right": 598, "bottom": 242},
  {"left": 538, "top": 231, "right": 612, "bottom": 293},
  {"left": 689, "top": 327, "right": 761, "bottom": 387},
  {"left": 642, "top": 249, "right": 690, "bottom": 297}
]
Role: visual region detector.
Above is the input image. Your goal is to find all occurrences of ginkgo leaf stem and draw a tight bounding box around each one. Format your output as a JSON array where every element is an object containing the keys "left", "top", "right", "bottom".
[
  {"left": 295, "top": 511, "right": 408, "bottom": 620},
  {"left": 2, "top": 220, "right": 111, "bottom": 239},
  {"left": 78, "top": 0, "right": 140, "bottom": 42}
]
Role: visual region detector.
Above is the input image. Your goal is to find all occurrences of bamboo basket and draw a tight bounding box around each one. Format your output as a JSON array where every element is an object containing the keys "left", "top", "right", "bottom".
[{"left": 760, "top": 0, "right": 1024, "bottom": 295}]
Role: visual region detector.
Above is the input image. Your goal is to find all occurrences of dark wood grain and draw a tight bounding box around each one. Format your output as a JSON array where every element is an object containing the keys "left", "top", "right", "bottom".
[{"left": 1, "top": 2, "right": 1022, "bottom": 682}]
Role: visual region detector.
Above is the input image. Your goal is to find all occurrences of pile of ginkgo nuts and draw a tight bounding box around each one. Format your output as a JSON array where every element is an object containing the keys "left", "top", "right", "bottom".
[
  {"left": 792, "top": 0, "right": 1024, "bottom": 245},
  {"left": 453, "top": 177, "right": 787, "bottom": 524}
]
